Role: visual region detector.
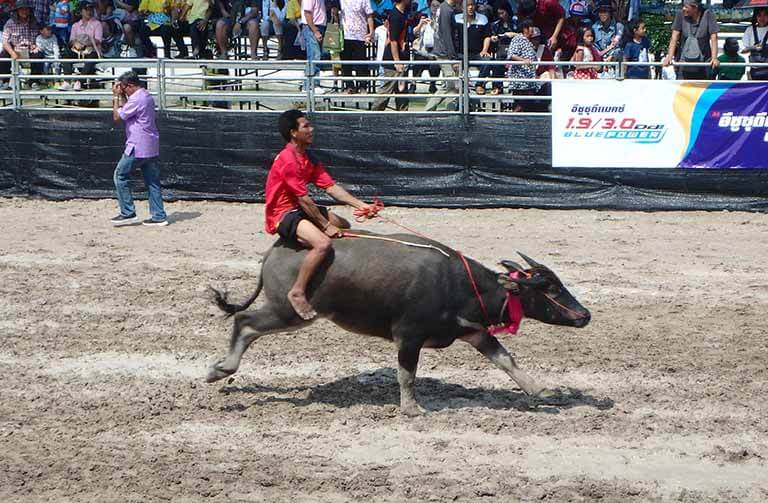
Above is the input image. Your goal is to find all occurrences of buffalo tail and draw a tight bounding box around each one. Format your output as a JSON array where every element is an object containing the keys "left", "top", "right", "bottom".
[{"left": 209, "top": 275, "right": 263, "bottom": 317}]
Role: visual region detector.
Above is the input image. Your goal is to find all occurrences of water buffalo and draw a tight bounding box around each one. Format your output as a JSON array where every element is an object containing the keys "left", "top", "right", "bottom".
[{"left": 207, "top": 232, "right": 590, "bottom": 416}]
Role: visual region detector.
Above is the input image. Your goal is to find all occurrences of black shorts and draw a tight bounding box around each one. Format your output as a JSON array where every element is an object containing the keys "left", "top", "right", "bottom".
[{"left": 277, "top": 206, "right": 329, "bottom": 243}]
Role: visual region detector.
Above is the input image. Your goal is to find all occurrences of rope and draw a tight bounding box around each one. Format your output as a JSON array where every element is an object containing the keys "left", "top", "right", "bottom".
[{"left": 341, "top": 232, "right": 450, "bottom": 257}]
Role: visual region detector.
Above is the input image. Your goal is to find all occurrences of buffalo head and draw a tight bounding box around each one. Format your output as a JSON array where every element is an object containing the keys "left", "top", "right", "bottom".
[{"left": 498, "top": 253, "right": 590, "bottom": 328}]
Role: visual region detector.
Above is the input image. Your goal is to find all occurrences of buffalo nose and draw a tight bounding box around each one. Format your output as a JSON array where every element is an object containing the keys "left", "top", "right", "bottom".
[{"left": 575, "top": 312, "right": 591, "bottom": 327}]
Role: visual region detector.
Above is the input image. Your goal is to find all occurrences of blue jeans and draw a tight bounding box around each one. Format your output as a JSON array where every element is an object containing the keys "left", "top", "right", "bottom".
[
  {"left": 302, "top": 24, "right": 325, "bottom": 76},
  {"left": 113, "top": 153, "right": 167, "bottom": 221}
]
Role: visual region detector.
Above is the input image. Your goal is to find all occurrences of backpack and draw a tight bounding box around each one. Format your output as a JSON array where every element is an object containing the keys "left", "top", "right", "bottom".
[
  {"left": 680, "top": 12, "right": 709, "bottom": 63},
  {"left": 749, "top": 25, "right": 768, "bottom": 80}
]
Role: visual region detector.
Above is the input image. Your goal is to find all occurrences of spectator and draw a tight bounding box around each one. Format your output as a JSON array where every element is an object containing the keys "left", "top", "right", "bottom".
[
  {"left": 95, "top": 0, "right": 124, "bottom": 58},
  {"left": 50, "top": 0, "right": 72, "bottom": 46},
  {"left": 663, "top": 0, "right": 719, "bottom": 80},
  {"left": 282, "top": 0, "right": 305, "bottom": 59},
  {"left": 110, "top": 70, "right": 168, "bottom": 227},
  {"left": 488, "top": 2, "right": 517, "bottom": 95},
  {"left": 411, "top": 3, "right": 439, "bottom": 94},
  {"left": 569, "top": 25, "right": 600, "bottom": 79},
  {"left": 555, "top": 0, "right": 585, "bottom": 62},
  {"left": 29, "top": 0, "right": 48, "bottom": 26},
  {"left": 423, "top": 0, "right": 460, "bottom": 111},
  {"left": 256, "top": 0, "right": 286, "bottom": 59},
  {"left": 184, "top": 0, "right": 211, "bottom": 59},
  {"left": 455, "top": 0, "right": 491, "bottom": 94},
  {"left": 0, "top": 0, "right": 14, "bottom": 28},
  {"left": 531, "top": 26, "right": 556, "bottom": 79},
  {"left": 741, "top": 7, "right": 768, "bottom": 80},
  {"left": 0, "top": 0, "right": 44, "bottom": 91},
  {"left": 716, "top": 37, "right": 744, "bottom": 80},
  {"left": 340, "top": 0, "right": 373, "bottom": 93},
  {"left": 231, "top": 0, "right": 263, "bottom": 60},
  {"left": 517, "top": 0, "right": 564, "bottom": 52},
  {"left": 591, "top": 0, "right": 622, "bottom": 61},
  {"left": 61, "top": 2, "right": 102, "bottom": 91},
  {"left": 622, "top": 18, "right": 649, "bottom": 79},
  {"left": 372, "top": 0, "right": 410, "bottom": 110},
  {"left": 138, "top": 0, "right": 189, "bottom": 58},
  {"left": 506, "top": 18, "right": 538, "bottom": 111},
  {"left": 301, "top": 0, "right": 326, "bottom": 75},
  {"left": 33, "top": 23, "right": 60, "bottom": 86},
  {"left": 116, "top": 0, "right": 148, "bottom": 56}
]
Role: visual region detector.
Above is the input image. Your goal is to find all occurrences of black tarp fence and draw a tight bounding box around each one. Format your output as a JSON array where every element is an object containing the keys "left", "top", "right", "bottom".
[{"left": 2, "top": 110, "right": 768, "bottom": 211}]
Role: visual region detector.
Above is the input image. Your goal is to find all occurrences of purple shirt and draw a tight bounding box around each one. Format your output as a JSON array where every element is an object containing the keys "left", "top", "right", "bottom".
[{"left": 119, "top": 88, "right": 160, "bottom": 158}]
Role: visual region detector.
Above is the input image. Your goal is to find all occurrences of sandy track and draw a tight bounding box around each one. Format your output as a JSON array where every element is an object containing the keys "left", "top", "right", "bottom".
[{"left": 1, "top": 198, "right": 767, "bottom": 502}]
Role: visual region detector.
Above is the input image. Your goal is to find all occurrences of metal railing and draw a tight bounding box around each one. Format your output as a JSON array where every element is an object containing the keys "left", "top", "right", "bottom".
[{"left": 1, "top": 56, "right": 766, "bottom": 114}]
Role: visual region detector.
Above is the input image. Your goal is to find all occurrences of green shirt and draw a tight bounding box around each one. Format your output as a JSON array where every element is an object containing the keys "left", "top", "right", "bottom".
[{"left": 717, "top": 53, "right": 746, "bottom": 81}]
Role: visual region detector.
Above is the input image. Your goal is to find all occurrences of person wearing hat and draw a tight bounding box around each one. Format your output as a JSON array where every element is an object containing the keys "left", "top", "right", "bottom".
[
  {"left": 592, "top": 0, "right": 623, "bottom": 61},
  {"left": 716, "top": 37, "right": 745, "bottom": 80},
  {"left": 741, "top": 7, "right": 768, "bottom": 80},
  {"left": 0, "top": 0, "right": 44, "bottom": 90},
  {"left": 662, "top": 0, "right": 720, "bottom": 80}
]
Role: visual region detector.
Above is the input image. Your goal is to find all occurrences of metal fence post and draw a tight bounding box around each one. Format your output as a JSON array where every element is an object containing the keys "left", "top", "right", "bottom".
[
  {"left": 11, "top": 59, "right": 20, "bottom": 110},
  {"left": 157, "top": 58, "right": 166, "bottom": 110},
  {"left": 306, "top": 59, "right": 315, "bottom": 113}
]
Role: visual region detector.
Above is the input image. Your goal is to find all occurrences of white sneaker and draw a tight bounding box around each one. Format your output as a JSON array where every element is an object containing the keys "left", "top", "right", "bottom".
[
  {"left": 73, "top": 81, "right": 82, "bottom": 91},
  {"left": 58, "top": 82, "right": 72, "bottom": 91},
  {"left": 313, "top": 87, "right": 325, "bottom": 95}
]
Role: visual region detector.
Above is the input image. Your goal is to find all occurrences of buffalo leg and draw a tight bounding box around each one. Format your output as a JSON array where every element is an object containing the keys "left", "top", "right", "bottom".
[
  {"left": 397, "top": 339, "right": 426, "bottom": 416},
  {"left": 462, "top": 332, "right": 545, "bottom": 396},
  {"left": 206, "top": 304, "right": 307, "bottom": 383}
]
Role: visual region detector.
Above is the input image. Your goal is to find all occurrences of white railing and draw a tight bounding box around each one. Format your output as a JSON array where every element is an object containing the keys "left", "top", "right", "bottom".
[{"left": 0, "top": 57, "right": 765, "bottom": 114}]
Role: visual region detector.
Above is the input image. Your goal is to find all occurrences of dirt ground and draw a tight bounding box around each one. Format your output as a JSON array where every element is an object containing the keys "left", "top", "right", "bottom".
[{"left": 1, "top": 198, "right": 767, "bottom": 502}]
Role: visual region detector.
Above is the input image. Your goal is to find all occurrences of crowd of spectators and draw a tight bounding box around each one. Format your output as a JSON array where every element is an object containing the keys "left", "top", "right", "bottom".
[{"left": 1, "top": 0, "right": 767, "bottom": 100}]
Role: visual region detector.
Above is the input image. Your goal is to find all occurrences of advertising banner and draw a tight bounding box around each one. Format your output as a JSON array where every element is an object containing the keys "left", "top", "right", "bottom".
[{"left": 552, "top": 80, "right": 768, "bottom": 169}]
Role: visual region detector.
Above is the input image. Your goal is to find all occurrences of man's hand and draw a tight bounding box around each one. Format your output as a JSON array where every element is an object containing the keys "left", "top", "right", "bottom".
[
  {"left": 394, "top": 63, "right": 404, "bottom": 73},
  {"left": 112, "top": 82, "right": 123, "bottom": 96},
  {"left": 364, "top": 33, "right": 372, "bottom": 44},
  {"left": 480, "top": 50, "right": 491, "bottom": 58},
  {"left": 711, "top": 58, "right": 720, "bottom": 69},
  {"left": 197, "top": 18, "right": 208, "bottom": 30},
  {"left": 314, "top": 30, "right": 323, "bottom": 42},
  {"left": 9, "top": 49, "right": 19, "bottom": 60},
  {"left": 662, "top": 55, "right": 672, "bottom": 67},
  {"left": 548, "top": 36, "right": 558, "bottom": 51}
]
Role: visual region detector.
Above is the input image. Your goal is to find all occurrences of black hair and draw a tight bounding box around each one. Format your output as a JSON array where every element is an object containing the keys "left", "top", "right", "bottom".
[
  {"left": 623, "top": 18, "right": 644, "bottom": 46},
  {"left": 278, "top": 109, "right": 305, "bottom": 142},
  {"left": 723, "top": 37, "right": 739, "bottom": 57},
  {"left": 752, "top": 7, "right": 768, "bottom": 25},
  {"left": 117, "top": 70, "right": 141, "bottom": 87},
  {"left": 518, "top": 18, "right": 534, "bottom": 32},
  {"left": 576, "top": 25, "right": 594, "bottom": 45}
]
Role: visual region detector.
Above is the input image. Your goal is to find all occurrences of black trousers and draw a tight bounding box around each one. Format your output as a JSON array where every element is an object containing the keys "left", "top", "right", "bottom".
[
  {"left": 0, "top": 50, "right": 44, "bottom": 83},
  {"left": 188, "top": 18, "right": 209, "bottom": 56},
  {"left": 139, "top": 23, "right": 189, "bottom": 58},
  {"left": 340, "top": 39, "right": 369, "bottom": 90}
]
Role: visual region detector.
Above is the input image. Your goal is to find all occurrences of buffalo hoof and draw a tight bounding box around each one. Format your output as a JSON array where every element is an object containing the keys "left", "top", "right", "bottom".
[
  {"left": 400, "top": 403, "right": 427, "bottom": 417},
  {"left": 206, "top": 362, "right": 236, "bottom": 383}
]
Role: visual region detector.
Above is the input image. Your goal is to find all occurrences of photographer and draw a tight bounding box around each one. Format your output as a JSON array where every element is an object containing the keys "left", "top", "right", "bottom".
[{"left": 110, "top": 71, "right": 168, "bottom": 227}]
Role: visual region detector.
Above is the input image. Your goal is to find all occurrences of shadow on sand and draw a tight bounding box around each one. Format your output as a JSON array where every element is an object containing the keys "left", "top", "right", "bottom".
[{"left": 217, "top": 368, "right": 614, "bottom": 415}]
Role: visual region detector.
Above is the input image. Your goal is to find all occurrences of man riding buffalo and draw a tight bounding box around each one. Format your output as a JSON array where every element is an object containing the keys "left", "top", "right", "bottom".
[{"left": 265, "top": 109, "right": 378, "bottom": 320}]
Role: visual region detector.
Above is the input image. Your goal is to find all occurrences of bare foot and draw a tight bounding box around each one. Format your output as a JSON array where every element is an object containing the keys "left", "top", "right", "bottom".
[{"left": 288, "top": 291, "right": 317, "bottom": 320}]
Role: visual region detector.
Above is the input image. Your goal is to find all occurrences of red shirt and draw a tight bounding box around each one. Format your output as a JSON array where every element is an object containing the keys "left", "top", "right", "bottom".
[
  {"left": 519, "top": 0, "right": 564, "bottom": 40},
  {"left": 264, "top": 144, "right": 336, "bottom": 234}
]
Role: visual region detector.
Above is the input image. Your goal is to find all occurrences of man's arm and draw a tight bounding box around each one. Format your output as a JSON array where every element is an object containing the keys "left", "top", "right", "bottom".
[
  {"left": 710, "top": 32, "right": 719, "bottom": 68},
  {"left": 664, "top": 30, "right": 680, "bottom": 66},
  {"left": 112, "top": 83, "right": 125, "bottom": 122},
  {"left": 325, "top": 184, "right": 368, "bottom": 209},
  {"left": 297, "top": 195, "right": 336, "bottom": 234}
]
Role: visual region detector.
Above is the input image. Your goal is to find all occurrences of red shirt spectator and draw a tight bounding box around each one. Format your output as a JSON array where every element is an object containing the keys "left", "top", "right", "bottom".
[
  {"left": 264, "top": 144, "right": 335, "bottom": 234},
  {"left": 518, "top": 0, "right": 565, "bottom": 47}
]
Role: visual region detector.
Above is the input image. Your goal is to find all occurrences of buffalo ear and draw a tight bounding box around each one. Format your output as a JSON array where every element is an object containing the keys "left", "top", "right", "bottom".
[
  {"left": 497, "top": 274, "right": 520, "bottom": 293},
  {"left": 500, "top": 260, "right": 526, "bottom": 274}
]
